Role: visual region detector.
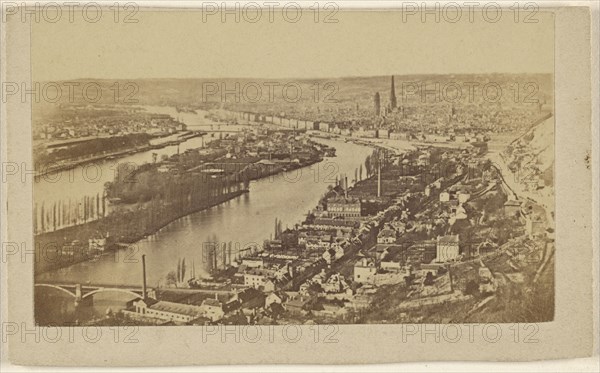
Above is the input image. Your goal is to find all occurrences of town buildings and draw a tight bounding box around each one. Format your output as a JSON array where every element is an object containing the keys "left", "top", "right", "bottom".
[
  {"left": 327, "top": 197, "right": 362, "bottom": 219},
  {"left": 354, "top": 257, "right": 377, "bottom": 283},
  {"left": 435, "top": 235, "right": 460, "bottom": 262}
]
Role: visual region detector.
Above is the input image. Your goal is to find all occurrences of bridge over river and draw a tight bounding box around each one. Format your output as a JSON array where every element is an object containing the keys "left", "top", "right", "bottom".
[
  {"left": 34, "top": 281, "right": 237, "bottom": 325},
  {"left": 35, "top": 282, "right": 236, "bottom": 301}
]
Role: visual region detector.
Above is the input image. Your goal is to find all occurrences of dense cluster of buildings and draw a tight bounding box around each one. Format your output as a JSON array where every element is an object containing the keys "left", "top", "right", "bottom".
[
  {"left": 120, "top": 138, "right": 524, "bottom": 325},
  {"left": 33, "top": 105, "right": 185, "bottom": 141},
  {"left": 218, "top": 75, "right": 552, "bottom": 143}
]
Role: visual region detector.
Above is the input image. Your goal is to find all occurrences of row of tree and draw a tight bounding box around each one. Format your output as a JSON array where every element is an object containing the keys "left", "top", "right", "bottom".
[{"left": 34, "top": 194, "right": 107, "bottom": 234}]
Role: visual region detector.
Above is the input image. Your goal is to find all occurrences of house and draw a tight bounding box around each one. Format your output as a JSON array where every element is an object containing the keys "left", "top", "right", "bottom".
[
  {"left": 354, "top": 257, "right": 376, "bottom": 283},
  {"left": 229, "top": 288, "right": 266, "bottom": 318},
  {"left": 280, "top": 230, "right": 298, "bottom": 247},
  {"left": 274, "top": 263, "right": 293, "bottom": 281},
  {"left": 201, "top": 297, "right": 224, "bottom": 322},
  {"left": 132, "top": 299, "right": 204, "bottom": 323},
  {"left": 439, "top": 192, "right": 450, "bottom": 202},
  {"left": 327, "top": 197, "right": 361, "bottom": 219},
  {"left": 322, "top": 243, "right": 345, "bottom": 264},
  {"left": 285, "top": 296, "right": 309, "bottom": 315},
  {"left": 436, "top": 234, "right": 460, "bottom": 262},
  {"left": 321, "top": 273, "right": 350, "bottom": 294},
  {"left": 306, "top": 239, "right": 331, "bottom": 251},
  {"left": 322, "top": 248, "right": 337, "bottom": 264},
  {"left": 244, "top": 268, "right": 275, "bottom": 289},
  {"left": 389, "top": 220, "right": 406, "bottom": 234},
  {"left": 242, "top": 258, "right": 264, "bottom": 268},
  {"left": 379, "top": 261, "right": 403, "bottom": 273},
  {"left": 377, "top": 226, "right": 397, "bottom": 244},
  {"left": 263, "top": 279, "right": 276, "bottom": 292},
  {"left": 370, "top": 244, "right": 391, "bottom": 262},
  {"left": 265, "top": 291, "right": 288, "bottom": 309}
]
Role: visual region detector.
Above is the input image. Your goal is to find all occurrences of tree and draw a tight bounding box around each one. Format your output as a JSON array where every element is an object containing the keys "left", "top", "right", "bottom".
[
  {"left": 181, "top": 258, "right": 186, "bottom": 283},
  {"left": 424, "top": 272, "right": 435, "bottom": 286},
  {"left": 166, "top": 271, "right": 177, "bottom": 287},
  {"left": 365, "top": 155, "right": 372, "bottom": 177},
  {"left": 307, "top": 282, "right": 324, "bottom": 296},
  {"left": 465, "top": 280, "right": 479, "bottom": 296}
]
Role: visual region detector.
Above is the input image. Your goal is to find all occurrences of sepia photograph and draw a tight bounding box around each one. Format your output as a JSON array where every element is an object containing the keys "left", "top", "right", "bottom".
[
  {"left": 29, "top": 7, "right": 557, "bottom": 327},
  {"left": 1, "top": 1, "right": 596, "bottom": 368}
]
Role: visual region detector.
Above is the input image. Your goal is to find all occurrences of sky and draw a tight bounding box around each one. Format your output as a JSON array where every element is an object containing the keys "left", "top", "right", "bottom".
[{"left": 32, "top": 9, "right": 554, "bottom": 81}]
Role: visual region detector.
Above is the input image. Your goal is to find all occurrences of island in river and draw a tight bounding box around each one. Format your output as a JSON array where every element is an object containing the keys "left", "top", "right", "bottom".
[{"left": 33, "top": 127, "right": 333, "bottom": 275}]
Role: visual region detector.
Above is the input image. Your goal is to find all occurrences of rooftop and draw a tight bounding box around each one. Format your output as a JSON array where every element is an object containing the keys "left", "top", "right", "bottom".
[
  {"left": 327, "top": 196, "right": 361, "bottom": 204},
  {"left": 201, "top": 298, "right": 222, "bottom": 308},
  {"left": 149, "top": 301, "right": 204, "bottom": 317},
  {"left": 378, "top": 228, "right": 396, "bottom": 238},
  {"left": 437, "top": 235, "right": 459, "bottom": 244}
]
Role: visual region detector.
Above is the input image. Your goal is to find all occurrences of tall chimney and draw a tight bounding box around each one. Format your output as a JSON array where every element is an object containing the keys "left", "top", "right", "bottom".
[
  {"left": 345, "top": 176, "right": 348, "bottom": 198},
  {"left": 377, "top": 162, "right": 381, "bottom": 198},
  {"left": 141, "top": 254, "right": 147, "bottom": 300}
]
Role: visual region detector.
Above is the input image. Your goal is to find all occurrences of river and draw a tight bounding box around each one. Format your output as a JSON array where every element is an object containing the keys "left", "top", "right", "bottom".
[
  {"left": 34, "top": 107, "right": 239, "bottom": 212},
  {"left": 35, "top": 108, "right": 373, "bottom": 287}
]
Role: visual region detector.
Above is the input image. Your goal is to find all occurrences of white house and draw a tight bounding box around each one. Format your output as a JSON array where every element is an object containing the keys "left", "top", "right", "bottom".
[
  {"left": 377, "top": 227, "right": 397, "bottom": 244},
  {"left": 439, "top": 192, "right": 450, "bottom": 202},
  {"left": 244, "top": 268, "right": 275, "bottom": 289},
  {"left": 436, "top": 235, "right": 460, "bottom": 262},
  {"left": 354, "top": 257, "right": 376, "bottom": 283},
  {"left": 132, "top": 299, "right": 205, "bottom": 323}
]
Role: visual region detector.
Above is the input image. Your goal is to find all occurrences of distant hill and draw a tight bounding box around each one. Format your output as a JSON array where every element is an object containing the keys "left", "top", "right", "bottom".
[{"left": 35, "top": 73, "right": 553, "bottom": 108}]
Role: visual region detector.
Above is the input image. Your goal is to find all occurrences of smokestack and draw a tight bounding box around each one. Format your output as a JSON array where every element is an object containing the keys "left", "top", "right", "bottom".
[
  {"left": 345, "top": 176, "right": 348, "bottom": 198},
  {"left": 141, "top": 254, "right": 147, "bottom": 300},
  {"left": 377, "top": 162, "right": 381, "bottom": 198}
]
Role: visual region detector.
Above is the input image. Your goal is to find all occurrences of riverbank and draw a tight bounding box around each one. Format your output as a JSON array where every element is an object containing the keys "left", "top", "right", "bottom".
[
  {"left": 34, "top": 188, "right": 248, "bottom": 277},
  {"left": 34, "top": 137, "right": 373, "bottom": 289},
  {"left": 34, "top": 149, "right": 326, "bottom": 276},
  {"left": 35, "top": 131, "right": 206, "bottom": 178}
]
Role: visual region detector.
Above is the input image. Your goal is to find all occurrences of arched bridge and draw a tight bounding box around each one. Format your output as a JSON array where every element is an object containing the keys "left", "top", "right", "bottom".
[{"left": 35, "top": 283, "right": 151, "bottom": 302}]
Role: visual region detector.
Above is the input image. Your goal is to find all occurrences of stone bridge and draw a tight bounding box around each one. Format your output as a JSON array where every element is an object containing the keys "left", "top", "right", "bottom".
[{"left": 34, "top": 283, "right": 153, "bottom": 303}]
